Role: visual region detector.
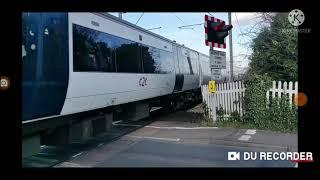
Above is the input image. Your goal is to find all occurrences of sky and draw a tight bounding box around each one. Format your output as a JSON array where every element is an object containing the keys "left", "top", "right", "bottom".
[{"left": 108, "top": 12, "right": 262, "bottom": 77}]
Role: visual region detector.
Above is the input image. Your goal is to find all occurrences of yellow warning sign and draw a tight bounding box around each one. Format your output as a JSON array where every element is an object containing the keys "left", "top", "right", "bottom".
[{"left": 209, "top": 80, "right": 216, "bottom": 93}]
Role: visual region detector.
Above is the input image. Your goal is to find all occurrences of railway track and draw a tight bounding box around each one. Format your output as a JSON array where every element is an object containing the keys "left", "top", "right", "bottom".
[{"left": 22, "top": 106, "right": 189, "bottom": 167}]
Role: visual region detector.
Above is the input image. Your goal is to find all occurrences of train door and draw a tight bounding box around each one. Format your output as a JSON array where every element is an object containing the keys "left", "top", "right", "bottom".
[{"left": 172, "top": 45, "right": 184, "bottom": 92}]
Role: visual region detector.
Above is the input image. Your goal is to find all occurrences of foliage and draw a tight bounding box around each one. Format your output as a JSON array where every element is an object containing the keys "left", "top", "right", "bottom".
[
  {"left": 266, "top": 96, "right": 298, "bottom": 132},
  {"left": 202, "top": 74, "right": 298, "bottom": 133},
  {"left": 200, "top": 103, "right": 214, "bottom": 127},
  {"left": 200, "top": 13, "right": 299, "bottom": 132},
  {"left": 243, "top": 74, "right": 297, "bottom": 132},
  {"left": 247, "top": 13, "right": 298, "bottom": 82},
  {"left": 243, "top": 74, "right": 273, "bottom": 125}
]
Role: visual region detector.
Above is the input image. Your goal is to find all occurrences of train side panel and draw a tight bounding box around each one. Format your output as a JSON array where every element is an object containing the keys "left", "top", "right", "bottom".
[{"left": 61, "top": 13, "right": 176, "bottom": 115}]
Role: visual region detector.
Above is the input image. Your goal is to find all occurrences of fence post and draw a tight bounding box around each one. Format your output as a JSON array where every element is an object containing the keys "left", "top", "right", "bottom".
[
  {"left": 266, "top": 90, "right": 270, "bottom": 109},
  {"left": 231, "top": 82, "right": 235, "bottom": 113},
  {"left": 212, "top": 92, "right": 217, "bottom": 122},
  {"left": 215, "top": 84, "right": 220, "bottom": 109},
  {"left": 242, "top": 81, "right": 245, "bottom": 117},
  {"left": 294, "top": 81, "right": 298, "bottom": 105},
  {"left": 288, "top": 81, "right": 293, "bottom": 107},
  {"left": 221, "top": 83, "right": 225, "bottom": 113},
  {"left": 277, "top": 81, "right": 282, "bottom": 104},
  {"left": 226, "top": 82, "right": 230, "bottom": 115},
  {"left": 272, "top": 81, "right": 276, "bottom": 99},
  {"left": 283, "top": 81, "right": 288, "bottom": 104},
  {"left": 234, "top": 81, "right": 239, "bottom": 113}
]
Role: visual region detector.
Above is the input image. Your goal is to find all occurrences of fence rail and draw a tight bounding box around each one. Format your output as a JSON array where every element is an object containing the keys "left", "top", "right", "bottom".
[{"left": 201, "top": 81, "right": 298, "bottom": 121}]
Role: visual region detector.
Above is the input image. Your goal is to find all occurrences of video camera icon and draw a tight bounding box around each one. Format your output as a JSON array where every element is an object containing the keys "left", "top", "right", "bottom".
[
  {"left": 228, "top": 152, "right": 240, "bottom": 160},
  {"left": 0, "top": 76, "right": 10, "bottom": 90}
]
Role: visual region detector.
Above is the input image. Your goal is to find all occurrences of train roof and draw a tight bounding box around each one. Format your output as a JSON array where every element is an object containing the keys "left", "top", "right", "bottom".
[{"left": 95, "top": 13, "right": 209, "bottom": 58}]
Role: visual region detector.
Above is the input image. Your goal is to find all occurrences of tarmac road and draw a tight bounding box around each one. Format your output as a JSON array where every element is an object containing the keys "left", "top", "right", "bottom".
[{"left": 55, "top": 109, "right": 297, "bottom": 167}]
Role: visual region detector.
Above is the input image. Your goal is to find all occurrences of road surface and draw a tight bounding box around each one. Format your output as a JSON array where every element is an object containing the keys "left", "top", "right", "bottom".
[{"left": 55, "top": 108, "right": 297, "bottom": 167}]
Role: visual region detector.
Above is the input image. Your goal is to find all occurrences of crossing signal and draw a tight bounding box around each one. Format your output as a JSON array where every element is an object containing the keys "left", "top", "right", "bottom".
[{"left": 205, "top": 15, "right": 233, "bottom": 49}]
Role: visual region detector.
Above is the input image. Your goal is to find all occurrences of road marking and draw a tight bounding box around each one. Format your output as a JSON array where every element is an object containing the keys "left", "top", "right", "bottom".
[
  {"left": 112, "top": 120, "right": 122, "bottom": 125},
  {"left": 57, "top": 162, "right": 89, "bottom": 167},
  {"left": 72, "top": 152, "right": 83, "bottom": 158},
  {"left": 145, "top": 125, "right": 218, "bottom": 130},
  {"left": 150, "top": 107, "right": 162, "bottom": 112},
  {"left": 97, "top": 143, "right": 104, "bottom": 147},
  {"left": 126, "top": 135, "right": 180, "bottom": 142},
  {"left": 238, "top": 135, "right": 251, "bottom": 141},
  {"left": 113, "top": 124, "right": 142, "bottom": 127},
  {"left": 245, "top": 129, "right": 256, "bottom": 135}
]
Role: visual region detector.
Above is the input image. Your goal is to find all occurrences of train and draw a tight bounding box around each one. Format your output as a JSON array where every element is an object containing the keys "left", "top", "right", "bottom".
[{"left": 22, "top": 12, "right": 212, "bottom": 156}]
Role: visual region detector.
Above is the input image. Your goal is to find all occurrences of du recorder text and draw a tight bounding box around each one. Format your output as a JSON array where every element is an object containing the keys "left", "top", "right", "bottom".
[{"left": 228, "top": 152, "right": 313, "bottom": 161}]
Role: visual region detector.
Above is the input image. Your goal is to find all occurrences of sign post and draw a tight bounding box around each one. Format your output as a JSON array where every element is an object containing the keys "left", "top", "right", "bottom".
[
  {"left": 208, "top": 80, "right": 216, "bottom": 93},
  {"left": 209, "top": 49, "right": 226, "bottom": 69},
  {"left": 211, "top": 69, "right": 221, "bottom": 80}
]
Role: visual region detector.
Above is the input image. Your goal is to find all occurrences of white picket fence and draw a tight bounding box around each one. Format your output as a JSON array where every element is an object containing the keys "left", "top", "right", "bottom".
[
  {"left": 266, "top": 81, "right": 298, "bottom": 107},
  {"left": 201, "top": 81, "right": 298, "bottom": 121}
]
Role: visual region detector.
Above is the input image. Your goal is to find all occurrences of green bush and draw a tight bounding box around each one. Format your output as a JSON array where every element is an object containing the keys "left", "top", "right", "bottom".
[
  {"left": 201, "top": 75, "right": 297, "bottom": 132},
  {"left": 242, "top": 73, "right": 297, "bottom": 132},
  {"left": 243, "top": 73, "right": 273, "bottom": 125},
  {"left": 200, "top": 103, "right": 214, "bottom": 127},
  {"left": 216, "top": 105, "right": 226, "bottom": 122},
  {"left": 266, "top": 96, "right": 298, "bottom": 132}
]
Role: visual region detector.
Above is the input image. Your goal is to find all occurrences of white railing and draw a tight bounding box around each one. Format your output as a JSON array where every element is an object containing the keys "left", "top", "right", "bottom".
[
  {"left": 266, "top": 81, "right": 298, "bottom": 108},
  {"left": 201, "top": 81, "right": 298, "bottom": 121}
]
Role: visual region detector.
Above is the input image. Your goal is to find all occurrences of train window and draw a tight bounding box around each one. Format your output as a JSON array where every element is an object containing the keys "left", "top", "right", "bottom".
[
  {"left": 179, "top": 49, "right": 193, "bottom": 75},
  {"left": 172, "top": 46, "right": 180, "bottom": 74},
  {"left": 141, "top": 44, "right": 174, "bottom": 74},
  {"left": 42, "top": 14, "right": 69, "bottom": 80},
  {"left": 73, "top": 24, "right": 116, "bottom": 72},
  {"left": 190, "top": 53, "right": 199, "bottom": 75},
  {"left": 115, "top": 39, "right": 142, "bottom": 73},
  {"left": 186, "top": 57, "right": 194, "bottom": 75},
  {"left": 141, "top": 45, "right": 158, "bottom": 73},
  {"left": 159, "top": 49, "right": 174, "bottom": 73}
]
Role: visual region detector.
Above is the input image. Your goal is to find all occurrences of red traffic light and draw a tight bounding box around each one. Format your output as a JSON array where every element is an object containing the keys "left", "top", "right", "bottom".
[{"left": 204, "top": 15, "right": 232, "bottom": 48}]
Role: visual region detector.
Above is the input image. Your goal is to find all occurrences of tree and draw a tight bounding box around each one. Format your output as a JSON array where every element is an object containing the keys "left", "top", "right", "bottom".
[{"left": 245, "top": 13, "right": 298, "bottom": 82}]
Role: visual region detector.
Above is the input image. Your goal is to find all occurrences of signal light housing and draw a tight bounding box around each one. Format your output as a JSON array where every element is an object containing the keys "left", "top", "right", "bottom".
[{"left": 205, "top": 15, "right": 233, "bottom": 49}]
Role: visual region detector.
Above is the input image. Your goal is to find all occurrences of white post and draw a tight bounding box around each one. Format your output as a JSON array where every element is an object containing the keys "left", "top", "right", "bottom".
[
  {"left": 225, "top": 82, "right": 229, "bottom": 115},
  {"left": 288, "top": 81, "right": 293, "bottom": 107},
  {"left": 230, "top": 82, "right": 234, "bottom": 113},
  {"left": 221, "top": 83, "right": 225, "bottom": 113},
  {"left": 239, "top": 81, "right": 244, "bottom": 117},
  {"left": 294, "top": 81, "right": 298, "bottom": 106},
  {"left": 272, "top": 81, "right": 276, "bottom": 99},
  {"left": 212, "top": 92, "right": 217, "bottom": 122},
  {"left": 277, "top": 81, "right": 282, "bottom": 105},
  {"left": 216, "top": 84, "right": 220, "bottom": 110},
  {"left": 234, "top": 81, "right": 239, "bottom": 113},
  {"left": 266, "top": 90, "right": 270, "bottom": 108},
  {"left": 283, "top": 81, "right": 288, "bottom": 104}
]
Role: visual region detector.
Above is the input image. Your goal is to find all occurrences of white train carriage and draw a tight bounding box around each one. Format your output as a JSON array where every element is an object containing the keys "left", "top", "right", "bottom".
[
  {"left": 22, "top": 12, "right": 211, "bottom": 123},
  {"left": 22, "top": 12, "right": 212, "bottom": 157}
]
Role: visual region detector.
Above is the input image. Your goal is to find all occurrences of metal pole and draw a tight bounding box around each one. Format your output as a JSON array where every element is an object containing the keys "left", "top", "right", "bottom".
[
  {"left": 228, "top": 12, "right": 233, "bottom": 82},
  {"left": 210, "top": 45, "right": 214, "bottom": 80}
]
